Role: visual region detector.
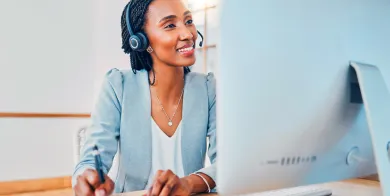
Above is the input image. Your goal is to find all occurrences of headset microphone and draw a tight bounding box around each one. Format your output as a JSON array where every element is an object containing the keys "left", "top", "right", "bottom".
[{"left": 197, "top": 30, "right": 204, "bottom": 47}]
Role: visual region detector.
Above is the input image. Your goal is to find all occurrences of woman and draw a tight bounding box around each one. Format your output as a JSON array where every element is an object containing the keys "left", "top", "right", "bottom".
[{"left": 72, "top": 0, "right": 217, "bottom": 195}]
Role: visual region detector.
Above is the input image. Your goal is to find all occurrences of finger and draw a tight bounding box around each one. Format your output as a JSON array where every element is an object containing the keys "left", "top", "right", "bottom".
[
  {"left": 151, "top": 178, "right": 164, "bottom": 196},
  {"left": 95, "top": 188, "right": 106, "bottom": 196},
  {"left": 154, "top": 170, "right": 164, "bottom": 181},
  {"left": 98, "top": 175, "right": 115, "bottom": 196},
  {"left": 151, "top": 170, "right": 172, "bottom": 196},
  {"left": 148, "top": 170, "right": 164, "bottom": 196},
  {"left": 75, "top": 175, "right": 94, "bottom": 196},
  {"left": 147, "top": 186, "right": 152, "bottom": 196},
  {"left": 160, "top": 175, "right": 179, "bottom": 196},
  {"left": 83, "top": 169, "right": 101, "bottom": 189},
  {"left": 105, "top": 175, "right": 115, "bottom": 195}
]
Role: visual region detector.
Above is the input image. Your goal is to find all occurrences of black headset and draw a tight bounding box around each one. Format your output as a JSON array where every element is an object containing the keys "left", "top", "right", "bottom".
[{"left": 125, "top": 3, "right": 204, "bottom": 52}]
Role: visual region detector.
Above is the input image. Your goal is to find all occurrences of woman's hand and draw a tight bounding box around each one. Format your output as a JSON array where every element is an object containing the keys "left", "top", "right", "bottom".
[
  {"left": 147, "top": 170, "right": 193, "bottom": 196},
  {"left": 74, "top": 169, "right": 115, "bottom": 196}
]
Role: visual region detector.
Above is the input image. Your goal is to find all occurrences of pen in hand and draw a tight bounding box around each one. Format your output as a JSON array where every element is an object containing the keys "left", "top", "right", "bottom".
[{"left": 93, "top": 145, "right": 105, "bottom": 184}]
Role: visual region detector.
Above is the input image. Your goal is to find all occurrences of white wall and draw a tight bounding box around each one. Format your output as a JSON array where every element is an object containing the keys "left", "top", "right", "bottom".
[
  {"left": 0, "top": 118, "right": 90, "bottom": 181},
  {"left": 0, "top": 0, "right": 98, "bottom": 181},
  {"left": 92, "top": 0, "right": 132, "bottom": 102},
  {"left": 0, "top": 0, "right": 97, "bottom": 113}
]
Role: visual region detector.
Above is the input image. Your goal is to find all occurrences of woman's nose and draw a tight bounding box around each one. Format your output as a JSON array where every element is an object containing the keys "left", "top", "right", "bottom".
[{"left": 179, "top": 27, "right": 194, "bottom": 40}]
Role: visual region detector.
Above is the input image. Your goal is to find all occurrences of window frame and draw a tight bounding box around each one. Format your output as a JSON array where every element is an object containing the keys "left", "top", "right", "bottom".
[{"left": 192, "top": 5, "right": 217, "bottom": 73}]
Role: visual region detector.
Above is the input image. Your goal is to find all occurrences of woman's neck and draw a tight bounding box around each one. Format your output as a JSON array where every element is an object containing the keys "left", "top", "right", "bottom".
[{"left": 149, "top": 64, "right": 185, "bottom": 103}]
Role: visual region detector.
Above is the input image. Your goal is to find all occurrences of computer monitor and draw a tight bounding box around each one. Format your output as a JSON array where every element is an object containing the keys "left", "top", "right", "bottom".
[{"left": 217, "top": 0, "right": 390, "bottom": 195}]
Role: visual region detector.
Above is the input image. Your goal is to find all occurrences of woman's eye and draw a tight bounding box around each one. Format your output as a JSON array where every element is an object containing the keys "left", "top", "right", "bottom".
[
  {"left": 165, "top": 24, "right": 176, "bottom": 29},
  {"left": 186, "top": 19, "right": 193, "bottom": 25}
]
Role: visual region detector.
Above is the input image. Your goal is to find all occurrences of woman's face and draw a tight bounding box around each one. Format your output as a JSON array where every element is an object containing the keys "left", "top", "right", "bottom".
[{"left": 144, "top": 0, "right": 198, "bottom": 67}]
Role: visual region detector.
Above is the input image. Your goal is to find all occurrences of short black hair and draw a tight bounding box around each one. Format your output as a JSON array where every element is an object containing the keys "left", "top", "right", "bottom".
[{"left": 121, "top": 0, "right": 190, "bottom": 85}]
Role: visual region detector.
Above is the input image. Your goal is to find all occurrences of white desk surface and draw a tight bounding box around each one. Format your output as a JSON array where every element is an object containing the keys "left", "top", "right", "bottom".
[{"left": 114, "top": 179, "right": 382, "bottom": 196}]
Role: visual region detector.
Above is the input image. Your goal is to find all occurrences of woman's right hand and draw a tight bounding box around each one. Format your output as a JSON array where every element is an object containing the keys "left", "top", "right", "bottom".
[{"left": 74, "top": 169, "right": 115, "bottom": 196}]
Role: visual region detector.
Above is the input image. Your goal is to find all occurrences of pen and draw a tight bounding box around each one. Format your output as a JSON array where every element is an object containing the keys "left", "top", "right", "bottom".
[{"left": 93, "top": 145, "right": 105, "bottom": 184}]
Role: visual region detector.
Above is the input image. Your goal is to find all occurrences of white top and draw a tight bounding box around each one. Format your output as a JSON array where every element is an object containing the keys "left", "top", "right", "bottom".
[{"left": 145, "top": 118, "right": 185, "bottom": 189}]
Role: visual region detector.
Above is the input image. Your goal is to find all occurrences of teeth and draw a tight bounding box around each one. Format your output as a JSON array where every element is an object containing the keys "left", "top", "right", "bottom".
[{"left": 178, "top": 46, "right": 193, "bottom": 52}]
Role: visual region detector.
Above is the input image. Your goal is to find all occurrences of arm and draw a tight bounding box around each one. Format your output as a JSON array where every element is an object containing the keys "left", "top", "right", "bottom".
[
  {"left": 72, "top": 69, "right": 123, "bottom": 187},
  {"left": 182, "top": 172, "right": 216, "bottom": 193}
]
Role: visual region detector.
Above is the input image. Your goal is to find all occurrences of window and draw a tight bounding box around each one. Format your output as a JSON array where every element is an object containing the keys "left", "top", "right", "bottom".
[{"left": 188, "top": 0, "right": 219, "bottom": 75}]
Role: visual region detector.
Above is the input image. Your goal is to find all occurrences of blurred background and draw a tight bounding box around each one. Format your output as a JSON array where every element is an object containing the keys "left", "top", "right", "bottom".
[{"left": 0, "top": 0, "right": 219, "bottom": 194}]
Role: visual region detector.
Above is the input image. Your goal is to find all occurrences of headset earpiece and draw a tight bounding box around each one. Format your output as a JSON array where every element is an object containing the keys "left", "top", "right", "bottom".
[
  {"left": 136, "top": 32, "right": 149, "bottom": 51},
  {"left": 129, "top": 32, "right": 148, "bottom": 52},
  {"left": 129, "top": 35, "right": 141, "bottom": 50},
  {"left": 126, "top": 3, "right": 149, "bottom": 52}
]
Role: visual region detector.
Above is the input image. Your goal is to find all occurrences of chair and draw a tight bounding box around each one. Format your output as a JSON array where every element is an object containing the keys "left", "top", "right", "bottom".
[{"left": 73, "top": 126, "right": 119, "bottom": 181}]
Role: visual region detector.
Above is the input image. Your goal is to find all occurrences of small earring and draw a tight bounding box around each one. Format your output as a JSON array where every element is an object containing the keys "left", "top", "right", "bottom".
[{"left": 147, "top": 46, "right": 154, "bottom": 53}]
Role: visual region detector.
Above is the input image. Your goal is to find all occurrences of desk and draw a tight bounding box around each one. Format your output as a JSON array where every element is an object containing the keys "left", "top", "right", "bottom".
[{"left": 114, "top": 179, "right": 381, "bottom": 196}]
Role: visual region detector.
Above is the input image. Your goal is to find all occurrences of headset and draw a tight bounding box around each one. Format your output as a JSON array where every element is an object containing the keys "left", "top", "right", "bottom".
[{"left": 125, "top": 3, "right": 204, "bottom": 52}]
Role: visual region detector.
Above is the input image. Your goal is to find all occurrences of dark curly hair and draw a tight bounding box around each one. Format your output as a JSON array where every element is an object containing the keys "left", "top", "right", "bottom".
[{"left": 121, "top": 0, "right": 191, "bottom": 85}]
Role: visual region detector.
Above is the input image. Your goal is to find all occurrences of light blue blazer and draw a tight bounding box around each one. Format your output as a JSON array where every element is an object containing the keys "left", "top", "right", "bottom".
[{"left": 72, "top": 68, "right": 217, "bottom": 193}]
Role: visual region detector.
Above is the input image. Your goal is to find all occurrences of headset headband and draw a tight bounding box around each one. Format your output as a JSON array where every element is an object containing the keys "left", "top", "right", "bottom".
[{"left": 125, "top": 3, "right": 135, "bottom": 36}]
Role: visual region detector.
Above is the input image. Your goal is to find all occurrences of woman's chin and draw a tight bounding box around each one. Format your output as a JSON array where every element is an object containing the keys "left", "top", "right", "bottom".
[{"left": 174, "top": 58, "right": 196, "bottom": 67}]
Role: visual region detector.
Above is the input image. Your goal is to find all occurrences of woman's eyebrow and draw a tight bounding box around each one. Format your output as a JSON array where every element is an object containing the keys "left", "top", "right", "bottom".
[{"left": 158, "top": 10, "right": 192, "bottom": 24}]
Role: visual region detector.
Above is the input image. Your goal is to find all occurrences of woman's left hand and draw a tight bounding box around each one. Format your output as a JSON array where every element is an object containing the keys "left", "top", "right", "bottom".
[{"left": 147, "top": 170, "right": 193, "bottom": 196}]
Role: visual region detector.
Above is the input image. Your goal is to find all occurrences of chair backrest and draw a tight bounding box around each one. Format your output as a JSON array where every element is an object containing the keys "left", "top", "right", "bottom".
[
  {"left": 73, "top": 126, "right": 119, "bottom": 181},
  {"left": 73, "top": 126, "right": 87, "bottom": 166}
]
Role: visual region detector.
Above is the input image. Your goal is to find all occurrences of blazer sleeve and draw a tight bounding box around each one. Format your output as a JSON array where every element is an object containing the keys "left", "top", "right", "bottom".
[
  {"left": 196, "top": 72, "right": 218, "bottom": 191},
  {"left": 72, "top": 68, "right": 123, "bottom": 187}
]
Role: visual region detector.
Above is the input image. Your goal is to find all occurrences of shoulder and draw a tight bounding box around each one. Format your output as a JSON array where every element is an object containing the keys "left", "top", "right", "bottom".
[
  {"left": 186, "top": 71, "right": 216, "bottom": 87},
  {"left": 186, "top": 71, "right": 216, "bottom": 103},
  {"left": 102, "top": 68, "right": 141, "bottom": 104},
  {"left": 104, "top": 68, "right": 135, "bottom": 84},
  {"left": 103, "top": 68, "right": 147, "bottom": 88},
  {"left": 205, "top": 72, "right": 216, "bottom": 104}
]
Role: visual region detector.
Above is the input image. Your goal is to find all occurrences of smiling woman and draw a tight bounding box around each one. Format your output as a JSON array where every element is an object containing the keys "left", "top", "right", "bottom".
[{"left": 72, "top": 0, "right": 217, "bottom": 196}]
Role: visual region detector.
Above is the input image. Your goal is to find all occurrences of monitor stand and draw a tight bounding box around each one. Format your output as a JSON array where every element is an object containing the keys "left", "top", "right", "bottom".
[{"left": 350, "top": 61, "right": 390, "bottom": 196}]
